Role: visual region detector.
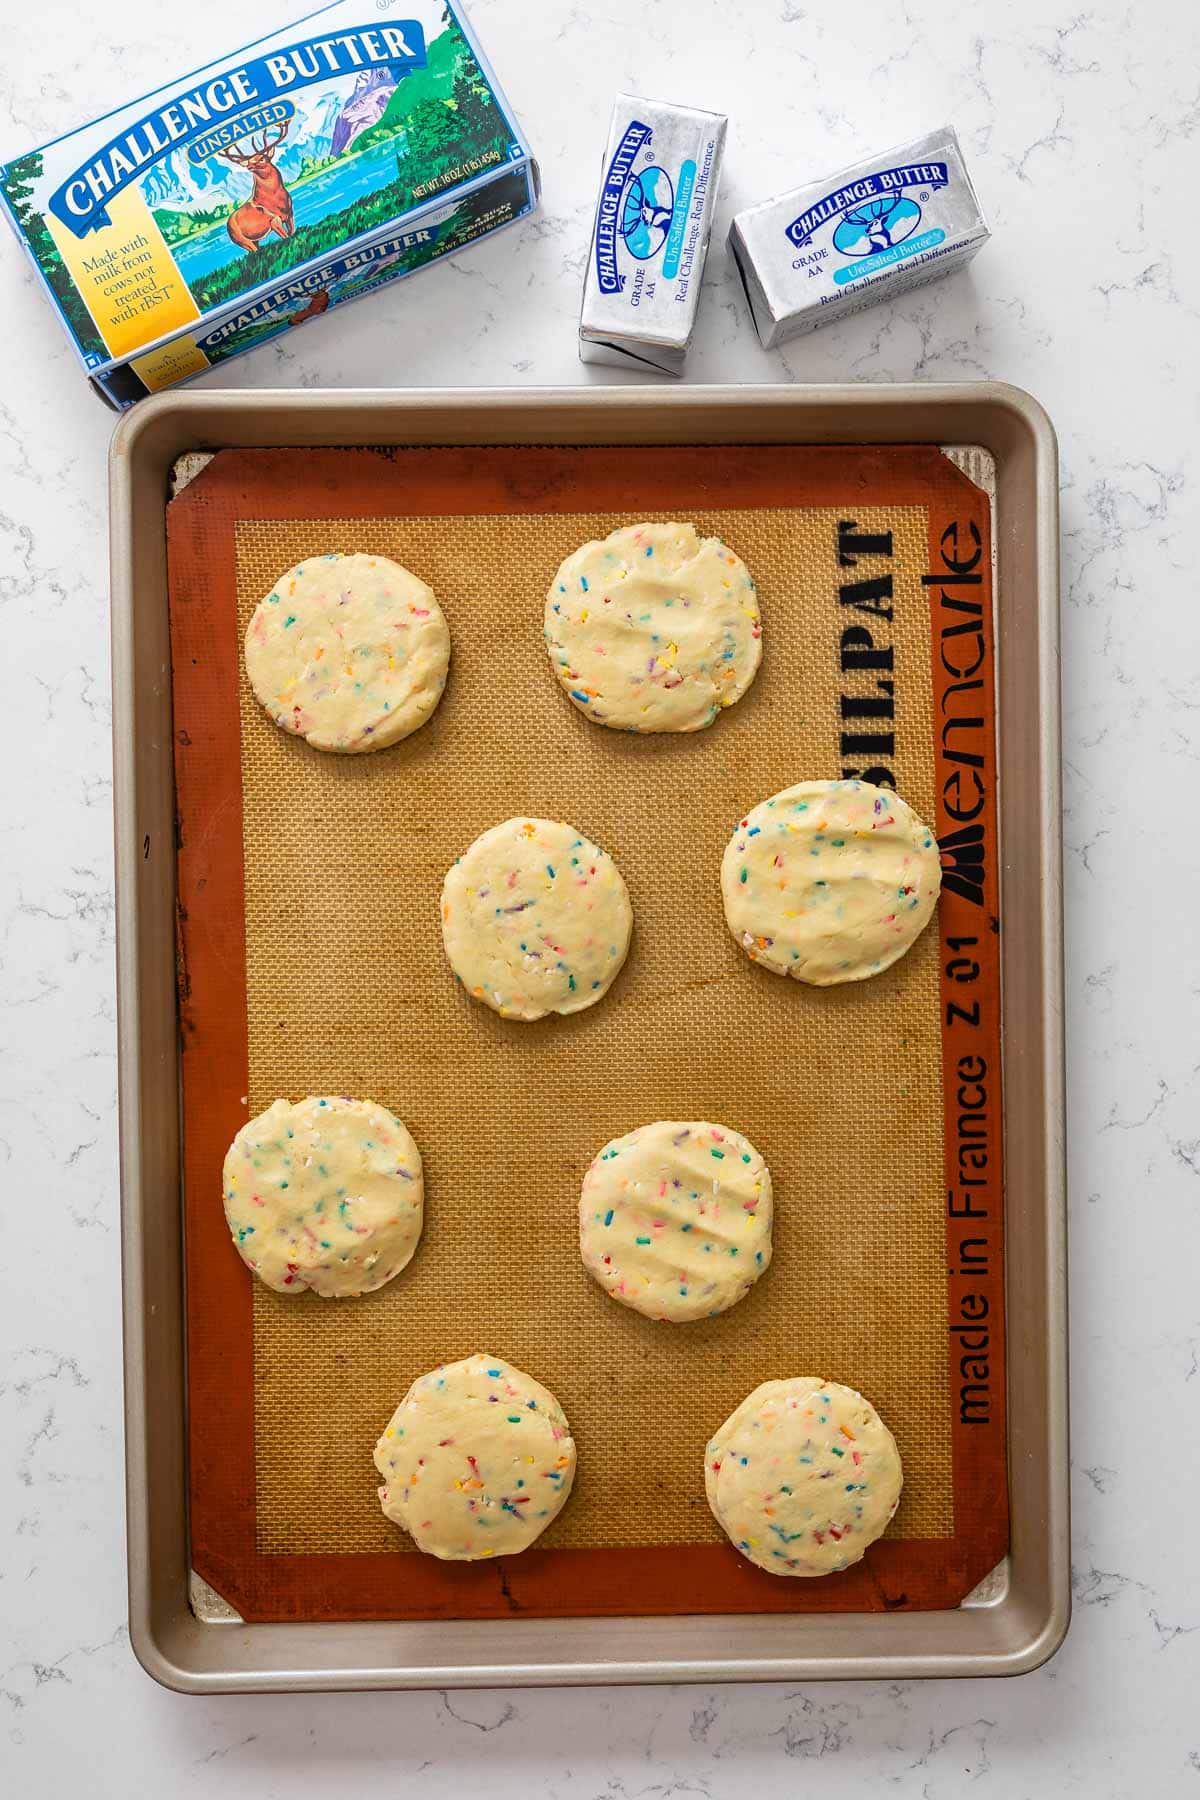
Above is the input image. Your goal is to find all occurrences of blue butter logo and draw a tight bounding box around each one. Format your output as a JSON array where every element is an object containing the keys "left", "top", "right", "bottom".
[
  {"left": 594, "top": 117, "right": 654, "bottom": 293},
  {"left": 785, "top": 160, "right": 949, "bottom": 252},
  {"left": 832, "top": 191, "right": 921, "bottom": 257},
  {"left": 619, "top": 164, "right": 675, "bottom": 261}
]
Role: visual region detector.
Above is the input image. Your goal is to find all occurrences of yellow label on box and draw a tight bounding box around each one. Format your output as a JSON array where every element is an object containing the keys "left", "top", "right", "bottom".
[
  {"left": 45, "top": 187, "right": 201, "bottom": 360},
  {"left": 130, "top": 335, "right": 212, "bottom": 392}
]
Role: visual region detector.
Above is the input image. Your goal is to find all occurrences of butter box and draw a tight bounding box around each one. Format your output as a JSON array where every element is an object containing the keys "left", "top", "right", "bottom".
[
  {"left": 729, "top": 127, "right": 988, "bottom": 349},
  {"left": 0, "top": 0, "right": 537, "bottom": 405}
]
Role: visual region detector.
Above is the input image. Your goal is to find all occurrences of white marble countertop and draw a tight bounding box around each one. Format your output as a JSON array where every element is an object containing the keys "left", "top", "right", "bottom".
[{"left": 2, "top": 0, "right": 1197, "bottom": 1790}]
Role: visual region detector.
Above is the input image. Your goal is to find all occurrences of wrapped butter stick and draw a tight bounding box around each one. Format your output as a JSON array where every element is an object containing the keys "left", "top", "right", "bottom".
[
  {"left": 580, "top": 95, "right": 727, "bottom": 375},
  {"left": 729, "top": 127, "right": 989, "bottom": 350}
]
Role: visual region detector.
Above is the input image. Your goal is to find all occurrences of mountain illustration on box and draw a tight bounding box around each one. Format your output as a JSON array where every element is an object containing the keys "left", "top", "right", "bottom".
[{"left": 331, "top": 67, "right": 399, "bottom": 153}]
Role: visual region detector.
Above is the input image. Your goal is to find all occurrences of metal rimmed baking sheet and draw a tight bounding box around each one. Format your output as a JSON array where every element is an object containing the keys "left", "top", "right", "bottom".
[{"left": 110, "top": 383, "right": 1065, "bottom": 1690}]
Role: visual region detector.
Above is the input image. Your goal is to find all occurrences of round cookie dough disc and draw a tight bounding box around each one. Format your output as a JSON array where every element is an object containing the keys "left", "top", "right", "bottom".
[
  {"left": 244, "top": 551, "right": 450, "bottom": 752},
  {"left": 544, "top": 521, "right": 763, "bottom": 733},
  {"left": 705, "top": 1377, "right": 902, "bottom": 1576},
  {"left": 374, "top": 1353, "right": 577, "bottom": 1559},
  {"left": 222, "top": 1096, "right": 424, "bottom": 1297},
  {"left": 721, "top": 779, "right": 941, "bottom": 985},
  {"left": 440, "top": 816, "right": 633, "bottom": 1020},
  {"left": 579, "top": 1120, "right": 773, "bottom": 1322}
]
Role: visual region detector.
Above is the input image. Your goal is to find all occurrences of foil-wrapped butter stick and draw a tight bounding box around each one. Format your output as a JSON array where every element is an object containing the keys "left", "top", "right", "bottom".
[
  {"left": 580, "top": 95, "right": 728, "bottom": 375},
  {"left": 730, "top": 127, "right": 989, "bottom": 350}
]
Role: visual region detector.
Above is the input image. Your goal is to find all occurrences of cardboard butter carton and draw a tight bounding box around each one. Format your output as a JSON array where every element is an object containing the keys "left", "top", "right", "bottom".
[{"left": 1, "top": 0, "right": 537, "bottom": 405}]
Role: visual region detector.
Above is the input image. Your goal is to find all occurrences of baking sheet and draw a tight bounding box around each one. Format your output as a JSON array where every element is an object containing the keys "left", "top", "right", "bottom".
[{"left": 167, "top": 442, "right": 1007, "bottom": 1623}]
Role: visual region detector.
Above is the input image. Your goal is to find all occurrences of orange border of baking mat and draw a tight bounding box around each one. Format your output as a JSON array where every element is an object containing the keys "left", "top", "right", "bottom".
[{"left": 169, "top": 445, "right": 1006, "bottom": 1623}]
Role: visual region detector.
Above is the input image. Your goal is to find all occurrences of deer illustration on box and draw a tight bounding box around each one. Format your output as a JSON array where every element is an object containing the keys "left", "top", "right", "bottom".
[
  {"left": 221, "top": 120, "right": 295, "bottom": 252},
  {"left": 288, "top": 287, "right": 330, "bottom": 325}
]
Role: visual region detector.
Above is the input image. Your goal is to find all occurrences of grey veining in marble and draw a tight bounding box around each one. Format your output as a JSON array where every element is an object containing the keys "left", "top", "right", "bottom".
[{"left": 1, "top": 0, "right": 1198, "bottom": 1791}]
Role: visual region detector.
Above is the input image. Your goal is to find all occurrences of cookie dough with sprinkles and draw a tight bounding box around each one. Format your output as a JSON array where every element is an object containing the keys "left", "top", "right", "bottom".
[
  {"left": 222, "top": 1096, "right": 424, "bottom": 1298},
  {"left": 705, "top": 1377, "right": 903, "bottom": 1576},
  {"left": 374, "top": 1354, "right": 577, "bottom": 1559},
  {"left": 720, "top": 778, "right": 941, "bottom": 985},
  {"left": 440, "top": 816, "right": 633, "bottom": 1021},
  {"left": 244, "top": 551, "right": 450, "bottom": 752},
  {"left": 579, "top": 1120, "right": 773, "bottom": 1322},
  {"left": 544, "top": 521, "right": 763, "bottom": 733}
]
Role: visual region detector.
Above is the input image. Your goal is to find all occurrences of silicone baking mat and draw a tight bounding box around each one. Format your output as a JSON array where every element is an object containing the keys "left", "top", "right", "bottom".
[{"left": 167, "top": 444, "right": 1006, "bottom": 1623}]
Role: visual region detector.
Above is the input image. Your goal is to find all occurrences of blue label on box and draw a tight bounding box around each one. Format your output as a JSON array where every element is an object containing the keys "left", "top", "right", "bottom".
[{"left": 833, "top": 226, "right": 946, "bottom": 285}]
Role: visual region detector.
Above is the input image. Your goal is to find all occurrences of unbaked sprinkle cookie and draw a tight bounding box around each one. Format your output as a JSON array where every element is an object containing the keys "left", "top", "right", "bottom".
[
  {"left": 579, "top": 1120, "right": 773, "bottom": 1321},
  {"left": 244, "top": 551, "right": 450, "bottom": 752},
  {"left": 374, "top": 1353, "right": 576, "bottom": 1559},
  {"left": 440, "top": 816, "right": 633, "bottom": 1020},
  {"left": 706, "top": 1377, "right": 902, "bottom": 1576},
  {"left": 544, "top": 521, "right": 762, "bottom": 732},
  {"left": 721, "top": 778, "right": 941, "bottom": 985},
  {"left": 222, "top": 1096, "right": 424, "bottom": 1297}
]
